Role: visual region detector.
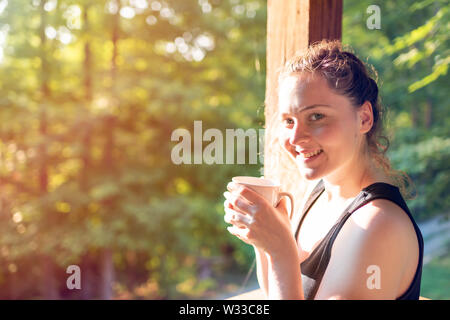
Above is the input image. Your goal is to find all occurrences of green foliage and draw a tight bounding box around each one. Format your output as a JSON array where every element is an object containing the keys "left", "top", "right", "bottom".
[
  {"left": 389, "top": 136, "right": 450, "bottom": 220},
  {"left": 344, "top": 0, "right": 449, "bottom": 222},
  {"left": 421, "top": 249, "right": 450, "bottom": 299},
  {"left": 0, "top": 0, "right": 266, "bottom": 299}
]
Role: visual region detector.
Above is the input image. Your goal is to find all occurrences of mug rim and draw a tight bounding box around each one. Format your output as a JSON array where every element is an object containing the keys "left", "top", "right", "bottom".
[{"left": 232, "top": 176, "right": 280, "bottom": 188}]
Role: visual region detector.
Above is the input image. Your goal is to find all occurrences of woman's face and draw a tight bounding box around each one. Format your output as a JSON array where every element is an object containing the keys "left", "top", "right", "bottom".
[{"left": 277, "top": 73, "right": 368, "bottom": 181}]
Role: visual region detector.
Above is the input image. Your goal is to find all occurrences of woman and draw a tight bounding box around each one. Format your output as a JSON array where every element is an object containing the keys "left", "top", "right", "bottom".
[{"left": 223, "top": 40, "right": 424, "bottom": 300}]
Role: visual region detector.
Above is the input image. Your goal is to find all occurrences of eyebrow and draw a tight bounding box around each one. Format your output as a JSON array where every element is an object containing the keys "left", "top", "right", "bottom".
[{"left": 279, "top": 104, "right": 332, "bottom": 116}]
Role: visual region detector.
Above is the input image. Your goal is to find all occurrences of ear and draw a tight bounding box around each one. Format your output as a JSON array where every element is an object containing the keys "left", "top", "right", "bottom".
[{"left": 358, "top": 101, "right": 374, "bottom": 134}]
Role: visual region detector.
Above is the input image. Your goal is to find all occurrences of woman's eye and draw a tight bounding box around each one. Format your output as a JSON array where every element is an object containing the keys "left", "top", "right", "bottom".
[
  {"left": 310, "top": 113, "right": 324, "bottom": 121},
  {"left": 283, "top": 118, "right": 294, "bottom": 126}
]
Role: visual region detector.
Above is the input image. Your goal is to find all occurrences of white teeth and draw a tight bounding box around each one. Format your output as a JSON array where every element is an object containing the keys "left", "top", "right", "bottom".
[{"left": 304, "top": 149, "right": 322, "bottom": 158}]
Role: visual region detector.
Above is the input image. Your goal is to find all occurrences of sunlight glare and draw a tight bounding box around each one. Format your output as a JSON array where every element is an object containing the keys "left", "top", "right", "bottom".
[
  {"left": 120, "top": 6, "right": 136, "bottom": 19},
  {"left": 0, "top": 0, "right": 7, "bottom": 15}
]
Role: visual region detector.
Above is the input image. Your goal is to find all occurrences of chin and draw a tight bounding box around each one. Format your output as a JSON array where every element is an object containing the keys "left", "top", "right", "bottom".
[
  {"left": 295, "top": 163, "right": 328, "bottom": 181},
  {"left": 297, "top": 167, "right": 321, "bottom": 181}
]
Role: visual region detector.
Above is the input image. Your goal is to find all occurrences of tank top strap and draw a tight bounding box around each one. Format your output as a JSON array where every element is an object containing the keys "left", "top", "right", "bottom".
[
  {"left": 291, "top": 179, "right": 325, "bottom": 238},
  {"left": 298, "top": 181, "right": 424, "bottom": 300},
  {"left": 325, "top": 182, "right": 424, "bottom": 259}
]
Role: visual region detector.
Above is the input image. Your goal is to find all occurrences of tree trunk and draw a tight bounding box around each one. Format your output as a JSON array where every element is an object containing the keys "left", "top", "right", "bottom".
[
  {"left": 111, "top": 0, "right": 121, "bottom": 91},
  {"left": 38, "top": 0, "right": 59, "bottom": 300},
  {"left": 83, "top": 4, "right": 93, "bottom": 102},
  {"left": 424, "top": 100, "right": 432, "bottom": 129},
  {"left": 265, "top": 0, "right": 342, "bottom": 224},
  {"left": 80, "top": 252, "right": 95, "bottom": 299},
  {"left": 96, "top": 1, "right": 121, "bottom": 300},
  {"left": 40, "top": 256, "right": 60, "bottom": 299},
  {"left": 411, "top": 105, "right": 418, "bottom": 128},
  {"left": 8, "top": 269, "right": 19, "bottom": 299},
  {"left": 99, "top": 248, "right": 114, "bottom": 299},
  {"left": 78, "top": 4, "right": 96, "bottom": 300}
]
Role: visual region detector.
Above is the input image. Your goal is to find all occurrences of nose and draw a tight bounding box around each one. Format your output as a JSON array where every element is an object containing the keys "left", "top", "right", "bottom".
[{"left": 289, "top": 123, "right": 310, "bottom": 146}]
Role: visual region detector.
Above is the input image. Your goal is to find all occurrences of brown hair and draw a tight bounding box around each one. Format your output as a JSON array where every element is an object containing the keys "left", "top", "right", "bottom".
[{"left": 275, "top": 40, "right": 415, "bottom": 199}]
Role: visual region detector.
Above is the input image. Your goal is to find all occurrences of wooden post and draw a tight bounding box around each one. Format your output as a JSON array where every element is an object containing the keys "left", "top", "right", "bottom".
[{"left": 264, "top": 0, "right": 342, "bottom": 222}]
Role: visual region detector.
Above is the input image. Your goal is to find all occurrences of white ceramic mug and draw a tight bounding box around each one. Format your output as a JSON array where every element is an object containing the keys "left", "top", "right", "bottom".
[{"left": 231, "top": 176, "right": 294, "bottom": 219}]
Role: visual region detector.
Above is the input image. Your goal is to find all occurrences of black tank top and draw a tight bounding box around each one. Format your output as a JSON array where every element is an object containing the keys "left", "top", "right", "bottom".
[{"left": 292, "top": 179, "right": 424, "bottom": 300}]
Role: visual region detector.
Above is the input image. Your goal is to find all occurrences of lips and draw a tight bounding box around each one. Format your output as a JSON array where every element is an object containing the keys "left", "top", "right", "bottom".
[
  {"left": 296, "top": 148, "right": 323, "bottom": 157},
  {"left": 295, "top": 148, "right": 323, "bottom": 161},
  {"left": 306, "top": 150, "right": 323, "bottom": 158}
]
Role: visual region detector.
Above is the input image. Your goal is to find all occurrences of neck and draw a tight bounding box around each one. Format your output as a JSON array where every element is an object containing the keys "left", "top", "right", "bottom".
[{"left": 321, "top": 154, "right": 386, "bottom": 203}]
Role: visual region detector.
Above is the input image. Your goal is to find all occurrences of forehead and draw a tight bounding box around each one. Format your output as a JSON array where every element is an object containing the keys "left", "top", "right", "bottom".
[{"left": 278, "top": 73, "right": 336, "bottom": 114}]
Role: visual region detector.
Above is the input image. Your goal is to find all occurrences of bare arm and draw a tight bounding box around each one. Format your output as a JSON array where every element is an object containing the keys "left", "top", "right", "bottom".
[
  {"left": 254, "top": 246, "right": 269, "bottom": 298},
  {"left": 314, "top": 200, "right": 418, "bottom": 299},
  {"left": 266, "top": 238, "right": 304, "bottom": 300},
  {"left": 225, "top": 181, "right": 313, "bottom": 300},
  {"left": 256, "top": 187, "right": 310, "bottom": 300}
]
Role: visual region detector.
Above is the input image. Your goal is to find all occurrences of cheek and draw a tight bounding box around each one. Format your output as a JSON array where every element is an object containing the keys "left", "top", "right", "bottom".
[
  {"left": 278, "top": 128, "right": 292, "bottom": 150},
  {"left": 310, "top": 123, "right": 335, "bottom": 146},
  {"left": 312, "top": 122, "right": 353, "bottom": 152},
  {"left": 317, "top": 121, "right": 358, "bottom": 154}
]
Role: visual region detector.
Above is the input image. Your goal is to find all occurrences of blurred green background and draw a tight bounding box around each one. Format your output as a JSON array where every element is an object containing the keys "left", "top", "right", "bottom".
[{"left": 0, "top": 0, "right": 448, "bottom": 299}]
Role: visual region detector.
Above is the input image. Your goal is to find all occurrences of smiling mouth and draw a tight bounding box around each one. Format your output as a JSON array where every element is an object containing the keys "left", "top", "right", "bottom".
[{"left": 295, "top": 149, "right": 323, "bottom": 160}]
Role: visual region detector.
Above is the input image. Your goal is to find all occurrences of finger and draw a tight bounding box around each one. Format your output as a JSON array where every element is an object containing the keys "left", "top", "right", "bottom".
[
  {"left": 223, "top": 206, "right": 247, "bottom": 230},
  {"left": 276, "top": 197, "right": 288, "bottom": 214},
  {"left": 224, "top": 198, "right": 232, "bottom": 208},
  {"left": 227, "top": 225, "right": 250, "bottom": 243},
  {"left": 224, "top": 208, "right": 242, "bottom": 226},
  {"left": 227, "top": 182, "right": 268, "bottom": 207},
  {"left": 224, "top": 191, "right": 256, "bottom": 215},
  {"left": 224, "top": 207, "right": 254, "bottom": 226},
  {"left": 224, "top": 210, "right": 233, "bottom": 224},
  {"left": 224, "top": 199, "right": 249, "bottom": 217}
]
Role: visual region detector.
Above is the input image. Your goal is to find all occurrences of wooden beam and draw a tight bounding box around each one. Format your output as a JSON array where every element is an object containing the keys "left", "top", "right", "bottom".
[
  {"left": 309, "top": 1, "right": 343, "bottom": 44},
  {"left": 264, "top": 0, "right": 342, "bottom": 220}
]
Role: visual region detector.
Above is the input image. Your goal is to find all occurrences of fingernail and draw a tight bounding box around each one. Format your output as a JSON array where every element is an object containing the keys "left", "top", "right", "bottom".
[{"left": 227, "top": 182, "right": 236, "bottom": 190}]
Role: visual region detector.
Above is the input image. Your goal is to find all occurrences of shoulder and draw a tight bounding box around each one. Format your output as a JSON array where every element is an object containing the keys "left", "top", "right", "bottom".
[
  {"left": 315, "top": 198, "right": 419, "bottom": 299},
  {"left": 348, "top": 199, "right": 417, "bottom": 244},
  {"left": 337, "top": 198, "right": 418, "bottom": 261},
  {"left": 351, "top": 198, "right": 407, "bottom": 225}
]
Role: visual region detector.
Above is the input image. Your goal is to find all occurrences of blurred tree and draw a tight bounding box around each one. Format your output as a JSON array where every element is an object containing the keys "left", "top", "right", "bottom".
[
  {"left": 0, "top": 0, "right": 446, "bottom": 299},
  {"left": 344, "top": 0, "right": 449, "bottom": 219},
  {"left": 0, "top": 0, "right": 267, "bottom": 299}
]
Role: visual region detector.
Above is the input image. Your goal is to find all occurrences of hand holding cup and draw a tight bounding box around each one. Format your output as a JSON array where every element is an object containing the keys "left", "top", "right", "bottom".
[{"left": 223, "top": 176, "right": 295, "bottom": 254}]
